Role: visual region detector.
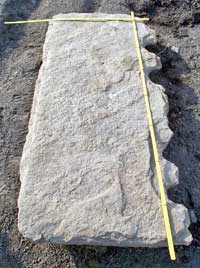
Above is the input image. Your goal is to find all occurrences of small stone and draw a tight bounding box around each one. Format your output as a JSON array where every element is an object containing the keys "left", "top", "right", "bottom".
[
  {"left": 171, "top": 46, "right": 180, "bottom": 54},
  {"left": 189, "top": 210, "right": 198, "bottom": 223}
]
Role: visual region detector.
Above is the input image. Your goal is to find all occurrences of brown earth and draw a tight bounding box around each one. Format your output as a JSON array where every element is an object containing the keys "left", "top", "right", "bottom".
[{"left": 0, "top": 0, "right": 200, "bottom": 267}]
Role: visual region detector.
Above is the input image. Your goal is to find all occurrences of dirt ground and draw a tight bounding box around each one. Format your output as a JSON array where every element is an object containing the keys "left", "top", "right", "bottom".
[{"left": 0, "top": 0, "right": 200, "bottom": 267}]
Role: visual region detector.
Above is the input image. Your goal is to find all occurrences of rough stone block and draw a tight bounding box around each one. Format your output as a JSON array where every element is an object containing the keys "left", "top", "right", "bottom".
[{"left": 19, "top": 13, "right": 192, "bottom": 247}]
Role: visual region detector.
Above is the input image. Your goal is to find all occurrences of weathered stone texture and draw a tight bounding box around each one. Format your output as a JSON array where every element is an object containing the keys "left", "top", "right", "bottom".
[{"left": 18, "top": 13, "right": 192, "bottom": 247}]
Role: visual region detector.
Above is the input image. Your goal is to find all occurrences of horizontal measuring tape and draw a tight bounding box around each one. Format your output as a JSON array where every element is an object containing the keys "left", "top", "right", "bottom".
[{"left": 4, "top": 17, "right": 149, "bottom": 25}]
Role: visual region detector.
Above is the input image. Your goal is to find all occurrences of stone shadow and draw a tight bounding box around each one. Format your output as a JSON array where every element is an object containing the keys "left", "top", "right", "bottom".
[
  {"left": 147, "top": 44, "right": 200, "bottom": 215},
  {"left": 0, "top": 233, "right": 22, "bottom": 268}
]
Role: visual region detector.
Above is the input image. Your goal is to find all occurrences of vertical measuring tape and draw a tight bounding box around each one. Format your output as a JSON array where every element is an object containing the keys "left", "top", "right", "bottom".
[{"left": 131, "top": 11, "right": 176, "bottom": 261}]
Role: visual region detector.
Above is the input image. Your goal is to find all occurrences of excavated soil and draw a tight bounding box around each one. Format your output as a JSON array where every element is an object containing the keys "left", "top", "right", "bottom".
[{"left": 0, "top": 0, "right": 200, "bottom": 267}]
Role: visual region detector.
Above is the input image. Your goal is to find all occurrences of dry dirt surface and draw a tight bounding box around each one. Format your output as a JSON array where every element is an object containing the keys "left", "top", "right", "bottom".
[{"left": 0, "top": 0, "right": 200, "bottom": 267}]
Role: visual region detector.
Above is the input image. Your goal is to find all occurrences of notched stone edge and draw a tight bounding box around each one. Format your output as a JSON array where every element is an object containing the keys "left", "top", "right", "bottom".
[{"left": 138, "top": 22, "right": 193, "bottom": 246}]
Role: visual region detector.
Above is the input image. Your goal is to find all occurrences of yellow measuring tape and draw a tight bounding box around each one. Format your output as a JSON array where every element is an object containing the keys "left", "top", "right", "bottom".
[
  {"left": 4, "top": 17, "right": 149, "bottom": 25},
  {"left": 131, "top": 12, "right": 176, "bottom": 261},
  {"left": 4, "top": 12, "right": 176, "bottom": 261}
]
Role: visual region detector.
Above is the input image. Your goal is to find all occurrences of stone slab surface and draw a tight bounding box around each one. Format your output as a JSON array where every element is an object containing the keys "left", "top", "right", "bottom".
[{"left": 18, "top": 13, "right": 192, "bottom": 247}]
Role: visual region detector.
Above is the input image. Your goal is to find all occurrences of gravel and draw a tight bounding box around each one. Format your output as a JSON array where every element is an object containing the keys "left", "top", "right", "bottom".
[{"left": 0, "top": 0, "right": 200, "bottom": 267}]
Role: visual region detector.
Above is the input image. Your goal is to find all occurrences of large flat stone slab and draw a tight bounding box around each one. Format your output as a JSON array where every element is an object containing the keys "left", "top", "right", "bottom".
[{"left": 19, "top": 13, "right": 192, "bottom": 247}]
